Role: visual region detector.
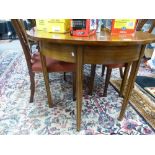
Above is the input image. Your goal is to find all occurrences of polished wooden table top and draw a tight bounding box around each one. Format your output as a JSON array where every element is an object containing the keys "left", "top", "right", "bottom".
[{"left": 27, "top": 28, "right": 155, "bottom": 46}]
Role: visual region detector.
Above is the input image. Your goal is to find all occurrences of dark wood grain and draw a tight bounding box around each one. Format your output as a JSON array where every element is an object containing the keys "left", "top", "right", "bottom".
[
  {"left": 40, "top": 51, "right": 53, "bottom": 107},
  {"left": 75, "top": 46, "right": 83, "bottom": 131},
  {"left": 103, "top": 68, "right": 112, "bottom": 97},
  {"left": 119, "top": 63, "right": 131, "bottom": 97},
  {"left": 118, "top": 45, "right": 146, "bottom": 120},
  {"left": 88, "top": 64, "right": 96, "bottom": 95}
]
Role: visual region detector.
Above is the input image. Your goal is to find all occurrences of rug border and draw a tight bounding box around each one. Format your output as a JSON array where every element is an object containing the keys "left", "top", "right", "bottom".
[{"left": 110, "top": 79, "right": 155, "bottom": 131}]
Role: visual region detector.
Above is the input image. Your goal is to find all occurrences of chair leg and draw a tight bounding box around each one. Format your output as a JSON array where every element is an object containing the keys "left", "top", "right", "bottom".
[
  {"left": 88, "top": 64, "right": 96, "bottom": 95},
  {"left": 72, "top": 72, "right": 76, "bottom": 101},
  {"left": 64, "top": 72, "right": 67, "bottom": 81},
  {"left": 119, "top": 67, "right": 124, "bottom": 79},
  {"left": 103, "top": 68, "right": 112, "bottom": 97},
  {"left": 40, "top": 53, "right": 53, "bottom": 108},
  {"left": 29, "top": 72, "right": 35, "bottom": 103},
  {"left": 101, "top": 65, "right": 105, "bottom": 77},
  {"left": 119, "top": 63, "right": 131, "bottom": 97}
]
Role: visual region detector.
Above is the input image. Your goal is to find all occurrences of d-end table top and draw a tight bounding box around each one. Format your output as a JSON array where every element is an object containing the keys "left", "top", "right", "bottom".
[{"left": 27, "top": 28, "right": 155, "bottom": 46}]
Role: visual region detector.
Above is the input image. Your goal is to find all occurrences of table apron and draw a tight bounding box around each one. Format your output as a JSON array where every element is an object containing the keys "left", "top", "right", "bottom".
[
  {"left": 40, "top": 42, "right": 76, "bottom": 63},
  {"left": 83, "top": 45, "right": 142, "bottom": 64},
  {"left": 40, "top": 41, "right": 142, "bottom": 64}
]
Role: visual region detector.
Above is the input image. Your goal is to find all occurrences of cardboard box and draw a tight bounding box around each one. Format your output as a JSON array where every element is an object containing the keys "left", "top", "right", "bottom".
[
  {"left": 36, "top": 20, "right": 47, "bottom": 31},
  {"left": 36, "top": 19, "right": 70, "bottom": 33},
  {"left": 70, "top": 19, "right": 97, "bottom": 37},
  {"left": 47, "top": 19, "right": 70, "bottom": 23},
  {"left": 47, "top": 20, "right": 70, "bottom": 33},
  {"left": 111, "top": 19, "right": 137, "bottom": 34}
]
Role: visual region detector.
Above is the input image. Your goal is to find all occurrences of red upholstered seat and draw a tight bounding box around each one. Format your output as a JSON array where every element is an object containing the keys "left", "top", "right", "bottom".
[{"left": 31, "top": 53, "right": 75, "bottom": 72}]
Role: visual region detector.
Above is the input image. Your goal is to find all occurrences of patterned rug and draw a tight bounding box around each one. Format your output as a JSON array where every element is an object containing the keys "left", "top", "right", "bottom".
[
  {"left": 0, "top": 40, "right": 155, "bottom": 135},
  {"left": 110, "top": 80, "right": 155, "bottom": 130}
]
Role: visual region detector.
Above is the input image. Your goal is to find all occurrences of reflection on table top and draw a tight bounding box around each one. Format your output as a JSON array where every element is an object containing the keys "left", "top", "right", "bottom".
[{"left": 27, "top": 28, "right": 155, "bottom": 46}]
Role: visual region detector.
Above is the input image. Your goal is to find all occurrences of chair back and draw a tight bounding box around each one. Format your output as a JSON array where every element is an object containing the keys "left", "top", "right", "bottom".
[{"left": 11, "top": 19, "right": 32, "bottom": 72}]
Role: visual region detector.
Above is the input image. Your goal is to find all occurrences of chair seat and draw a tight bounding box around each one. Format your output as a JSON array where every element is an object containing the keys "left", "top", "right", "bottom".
[
  {"left": 105, "top": 63, "right": 125, "bottom": 68},
  {"left": 31, "top": 53, "right": 75, "bottom": 72}
]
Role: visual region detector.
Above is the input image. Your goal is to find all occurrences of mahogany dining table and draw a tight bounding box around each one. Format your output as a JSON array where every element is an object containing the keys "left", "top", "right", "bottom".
[{"left": 27, "top": 29, "right": 155, "bottom": 131}]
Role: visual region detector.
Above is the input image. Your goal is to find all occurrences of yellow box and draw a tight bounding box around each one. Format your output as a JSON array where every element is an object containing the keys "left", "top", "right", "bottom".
[
  {"left": 48, "top": 19, "right": 70, "bottom": 23},
  {"left": 36, "top": 20, "right": 48, "bottom": 31},
  {"left": 47, "top": 20, "right": 70, "bottom": 33}
]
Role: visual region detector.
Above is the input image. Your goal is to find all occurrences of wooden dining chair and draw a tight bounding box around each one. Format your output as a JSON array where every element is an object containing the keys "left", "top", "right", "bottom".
[
  {"left": 11, "top": 19, "right": 76, "bottom": 107},
  {"left": 89, "top": 63, "right": 129, "bottom": 97},
  {"left": 89, "top": 19, "right": 155, "bottom": 97},
  {"left": 23, "top": 19, "right": 70, "bottom": 82}
]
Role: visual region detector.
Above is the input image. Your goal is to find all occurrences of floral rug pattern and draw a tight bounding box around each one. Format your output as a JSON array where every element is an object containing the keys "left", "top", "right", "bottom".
[
  {"left": 0, "top": 40, "right": 155, "bottom": 135},
  {"left": 110, "top": 80, "right": 155, "bottom": 130}
]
